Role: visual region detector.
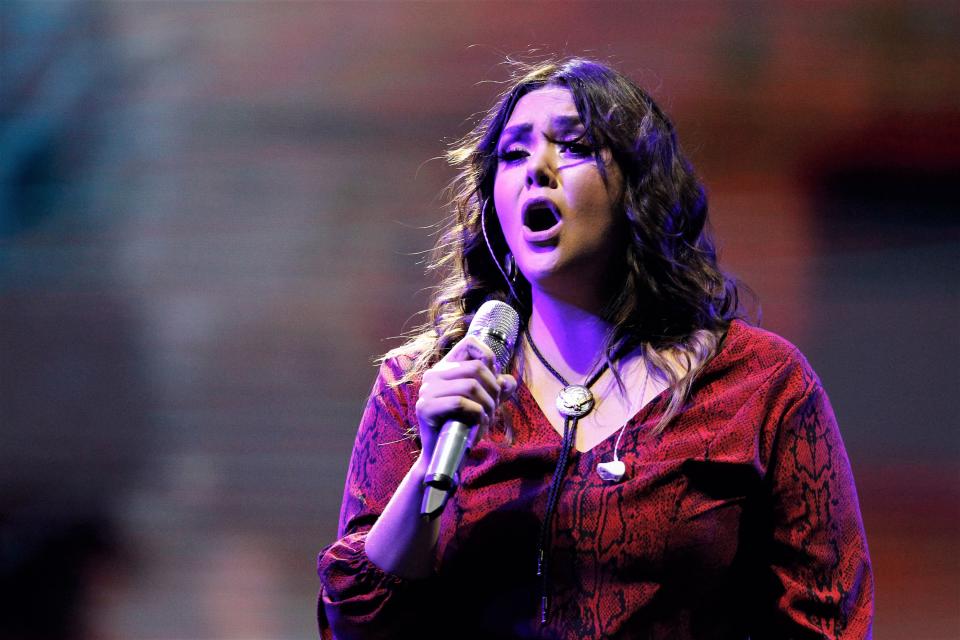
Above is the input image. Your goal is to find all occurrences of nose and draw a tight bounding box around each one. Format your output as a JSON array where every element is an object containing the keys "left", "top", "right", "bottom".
[{"left": 525, "top": 147, "right": 558, "bottom": 189}]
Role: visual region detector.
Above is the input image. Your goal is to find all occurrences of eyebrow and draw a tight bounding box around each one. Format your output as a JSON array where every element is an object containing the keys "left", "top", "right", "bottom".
[{"left": 498, "top": 115, "right": 584, "bottom": 146}]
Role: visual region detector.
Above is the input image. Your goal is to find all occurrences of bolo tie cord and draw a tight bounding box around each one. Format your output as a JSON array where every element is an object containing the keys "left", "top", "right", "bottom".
[
  {"left": 527, "top": 328, "right": 610, "bottom": 625},
  {"left": 536, "top": 415, "right": 575, "bottom": 624}
]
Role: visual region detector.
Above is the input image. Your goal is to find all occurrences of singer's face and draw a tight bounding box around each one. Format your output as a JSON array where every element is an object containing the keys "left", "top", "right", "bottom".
[{"left": 493, "top": 86, "right": 624, "bottom": 304}]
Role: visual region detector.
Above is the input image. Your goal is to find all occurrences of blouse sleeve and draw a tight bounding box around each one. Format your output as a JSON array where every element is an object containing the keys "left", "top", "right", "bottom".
[
  {"left": 758, "top": 368, "right": 874, "bottom": 639},
  {"left": 316, "top": 357, "right": 429, "bottom": 639}
]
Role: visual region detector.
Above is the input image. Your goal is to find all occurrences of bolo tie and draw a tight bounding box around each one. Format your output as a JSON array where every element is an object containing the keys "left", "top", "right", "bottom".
[{"left": 525, "top": 327, "right": 609, "bottom": 625}]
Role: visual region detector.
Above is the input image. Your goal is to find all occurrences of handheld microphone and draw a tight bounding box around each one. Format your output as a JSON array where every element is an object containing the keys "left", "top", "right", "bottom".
[{"left": 421, "top": 300, "right": 520, "bottom": 517}]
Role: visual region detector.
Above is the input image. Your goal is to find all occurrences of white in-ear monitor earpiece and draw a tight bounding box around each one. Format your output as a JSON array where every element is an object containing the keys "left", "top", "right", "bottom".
[{"left": 596, "top": 459, "right": 626, "bottom": 482}]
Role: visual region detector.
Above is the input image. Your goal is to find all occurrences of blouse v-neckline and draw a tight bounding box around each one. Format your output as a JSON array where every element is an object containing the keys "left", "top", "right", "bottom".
[
  {"left": 516, "top": 378, "right": 670, "bottom": 456},
  {"left": 513, "top": 322, "right": 737, "bottom": 456}
]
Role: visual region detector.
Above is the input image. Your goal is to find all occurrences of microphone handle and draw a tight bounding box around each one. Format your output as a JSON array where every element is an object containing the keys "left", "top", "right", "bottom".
[{"left": 420, "top": 420, "right": 478, "bottom": 517}]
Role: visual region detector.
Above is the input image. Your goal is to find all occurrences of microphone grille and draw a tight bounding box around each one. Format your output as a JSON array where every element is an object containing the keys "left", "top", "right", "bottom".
[{"left": 468, "top": 300, "right": 521, "bottom": 373}]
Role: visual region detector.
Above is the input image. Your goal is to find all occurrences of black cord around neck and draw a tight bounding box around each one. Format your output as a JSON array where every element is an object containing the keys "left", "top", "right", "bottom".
[
  {"left": 525, "top": 328, "right": 609, "bottom": 625},
  {"left": 524, "top": 327, "right": 609, "bottom": 389}
]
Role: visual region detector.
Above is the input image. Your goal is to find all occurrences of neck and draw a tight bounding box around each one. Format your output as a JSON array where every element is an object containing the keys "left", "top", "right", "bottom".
[{"left": 527, "top": 288, "right": 612, "bottom": 380}]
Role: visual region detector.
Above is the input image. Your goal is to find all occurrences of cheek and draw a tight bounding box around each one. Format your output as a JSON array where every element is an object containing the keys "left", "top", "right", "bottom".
[
  {"left": 495, "top": 210, "right": 520, "bottom": 255},
  {"left": 492, "top": 175, "right": 512, "bottom": 214},
  {"left": 588, "top": 161, "right": 623, "bottom": 215},
  {"left": 569, "top": 171, "right": 617, "bottom": 222},
  {"left": 493, "top": 176, "right": 521, "bottom": 234}
]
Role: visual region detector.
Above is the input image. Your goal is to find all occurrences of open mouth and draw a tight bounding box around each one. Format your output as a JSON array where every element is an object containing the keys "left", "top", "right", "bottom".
[{"left": 522, "top": 198, "right": 562, "bottom": 233}]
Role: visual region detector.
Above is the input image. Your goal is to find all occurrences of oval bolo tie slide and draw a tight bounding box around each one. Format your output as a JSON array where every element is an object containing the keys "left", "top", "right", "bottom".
[{"left": 555, "top": 384, "right": 595, "bottom": 418}]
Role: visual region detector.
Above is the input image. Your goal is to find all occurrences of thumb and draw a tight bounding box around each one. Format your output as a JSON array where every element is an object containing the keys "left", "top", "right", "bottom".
[{"left": 497, "top": 374, "right": 518, "bottom": 401}]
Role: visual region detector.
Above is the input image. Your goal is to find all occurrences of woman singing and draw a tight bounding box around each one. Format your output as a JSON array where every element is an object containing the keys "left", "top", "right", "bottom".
[{"left": 317, "top": 58, "right": 873, "bottom": 639}]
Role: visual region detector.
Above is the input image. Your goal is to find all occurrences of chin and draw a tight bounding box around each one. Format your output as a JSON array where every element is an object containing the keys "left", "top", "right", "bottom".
[
  {"left": 521, "top": 266, "right": 578, "bottom": 296},
  {"left": 517, "top": 254, "right": 562, "bottom": 282},
  {"left": 521, "top": 252, "right": 611, "bottom": 299}
]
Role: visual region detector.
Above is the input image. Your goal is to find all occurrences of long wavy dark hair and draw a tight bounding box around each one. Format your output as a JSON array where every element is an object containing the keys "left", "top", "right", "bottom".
[{"left": 392, "top": 58, "right": 745, "bottom": 433}]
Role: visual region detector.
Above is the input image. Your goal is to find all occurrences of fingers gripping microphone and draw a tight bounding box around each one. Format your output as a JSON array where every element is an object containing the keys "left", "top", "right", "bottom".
[{"left": 421, "top": 300, "right": 520, "bottom": 517}]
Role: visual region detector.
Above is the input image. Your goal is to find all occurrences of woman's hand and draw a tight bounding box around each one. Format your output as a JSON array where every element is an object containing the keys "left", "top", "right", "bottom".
[{"left": 414, "top": 335, "right": 517, "bottom": 461}]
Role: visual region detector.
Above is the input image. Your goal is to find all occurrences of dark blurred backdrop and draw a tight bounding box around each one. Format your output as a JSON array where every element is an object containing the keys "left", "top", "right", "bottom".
[{"left": 1, "top": 1, "right": 958, "bottom": 638}]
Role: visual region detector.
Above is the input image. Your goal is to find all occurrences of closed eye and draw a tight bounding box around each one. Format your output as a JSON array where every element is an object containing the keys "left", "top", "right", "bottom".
[
  {"left": 497, "top": 140, "right": 595, "bottom": 164},
  {"left": 559, "top": 141, "right": 594, "bottom": 158},
  {"left": 497, "top": 147, "right": 528, "bottom": 164}
]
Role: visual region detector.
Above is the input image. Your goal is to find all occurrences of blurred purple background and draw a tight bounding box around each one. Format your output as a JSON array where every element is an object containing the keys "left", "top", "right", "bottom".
[{"left": 1, "top": 1, "right": 957, "bottom": 638}]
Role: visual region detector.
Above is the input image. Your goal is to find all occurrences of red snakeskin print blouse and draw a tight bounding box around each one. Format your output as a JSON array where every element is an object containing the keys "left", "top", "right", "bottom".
[{"left": 317, "top": 321, "right": 874, "bottom": 639}]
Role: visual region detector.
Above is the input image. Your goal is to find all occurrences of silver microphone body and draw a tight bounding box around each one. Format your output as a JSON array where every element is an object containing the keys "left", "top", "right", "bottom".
[
  {"left": 423, "top": 420, "right": 476, "bottom": 490},
  {"left": 421, "top": 300, "right": 520, "bottom": 517}
]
